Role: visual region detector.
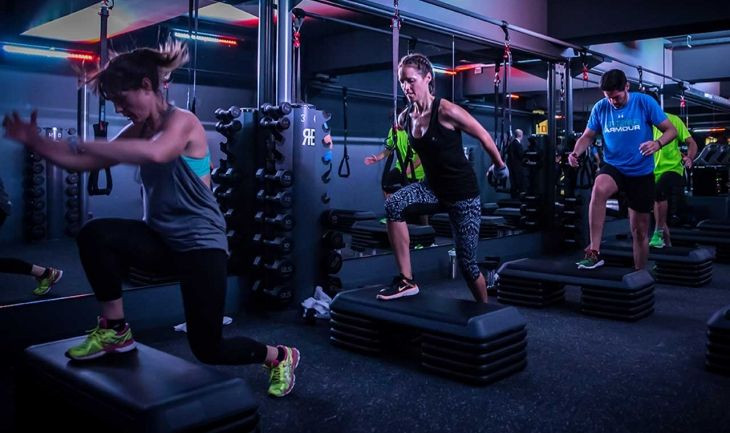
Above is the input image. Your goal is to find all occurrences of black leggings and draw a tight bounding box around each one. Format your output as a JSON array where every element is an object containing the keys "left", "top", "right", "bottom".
[
  {"left": 0, "top": 257, "right": 33, "bottom": 275},
  {"left": 76, "top": 218, "right": 268, "bottom": 365},
  {"left": 384, "top": 182, "right": 483, "bottom": 282}
]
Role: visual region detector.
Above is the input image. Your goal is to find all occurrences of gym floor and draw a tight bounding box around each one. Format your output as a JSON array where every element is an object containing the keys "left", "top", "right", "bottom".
[{"left": 3, "top": 253, "right": 729, "bottom": 432}]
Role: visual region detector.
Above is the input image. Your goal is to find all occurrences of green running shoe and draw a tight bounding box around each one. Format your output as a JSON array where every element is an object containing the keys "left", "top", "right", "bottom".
[
  {"left": 267, "top": 346, "right": 300, "bottom": 397},
  {"left": 576, "top": 249, "right": 604, "bottom": 270},
  {"left": 33, "top": 267, "right": 63, "bottom": 296},
  {"left": 649, "top": 230, "right": 665, "bottom": 248},
  {"left": 65, "top": 317, "right": 136, "bottom": 361}
]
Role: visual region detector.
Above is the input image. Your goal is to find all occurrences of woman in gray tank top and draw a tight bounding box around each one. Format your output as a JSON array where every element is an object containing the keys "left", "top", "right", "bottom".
[{"left": 3, "top": 41, "right": 299, "bottom": 398}]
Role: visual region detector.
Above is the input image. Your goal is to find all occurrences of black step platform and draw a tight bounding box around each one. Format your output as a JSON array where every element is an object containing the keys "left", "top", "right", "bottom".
[
  {"left": 329, "top": 287, "right": 527, "bottom": 385},
  {"left": 493, "top": 207, "right": 522, "bottom": 228},
  {"left": 322, "top": 209, "right": 377, "bottom": 232},
  {"left": 669, "top": 228, "right": 730, "bottom": 263},
  {"left": 706, "top": 305, "right": 730, "bottom": 375},
  {"left": 429, "top": 213, "right": 506, "bottom": 239},
  {"left": 497, "top": 258, "right": 655, "bottom": 321},
  {"left": 350, "top": 220, "right": 435, "bottom": 251},
  {"left": 18, "top": 337, "right": 260, "bottom": 433},
  {"left": 697, "top": 219, "right": 730, "bottom": 232},
  {"left": 600, "top": 240, "right": 714, "bottom": 287}
]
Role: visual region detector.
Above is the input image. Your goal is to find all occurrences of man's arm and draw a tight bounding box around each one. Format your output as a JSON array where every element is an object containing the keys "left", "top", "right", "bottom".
[{"left": 639, "top": 119, "right": 677, "bottom": 156}]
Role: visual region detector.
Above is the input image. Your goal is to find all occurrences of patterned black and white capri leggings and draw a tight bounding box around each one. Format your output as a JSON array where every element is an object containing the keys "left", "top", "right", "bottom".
[{"left": 384, "top": 182, "right": 482, "bottom": 282}]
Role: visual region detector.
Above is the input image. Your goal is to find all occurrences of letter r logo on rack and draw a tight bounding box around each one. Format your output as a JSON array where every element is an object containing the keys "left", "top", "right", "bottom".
[{"left": 302, "top": 128, "right": 315, "bottom": 146}]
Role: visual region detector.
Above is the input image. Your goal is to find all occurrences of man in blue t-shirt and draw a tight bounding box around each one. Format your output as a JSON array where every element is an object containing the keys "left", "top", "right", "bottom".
[{"left": 568, "top": 69, "right": 677, "bottom": 270}]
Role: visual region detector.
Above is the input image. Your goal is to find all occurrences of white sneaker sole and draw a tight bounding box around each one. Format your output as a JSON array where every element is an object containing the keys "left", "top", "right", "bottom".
[{"left": 376, "top": 286, "right": 420, "bottom": 300}]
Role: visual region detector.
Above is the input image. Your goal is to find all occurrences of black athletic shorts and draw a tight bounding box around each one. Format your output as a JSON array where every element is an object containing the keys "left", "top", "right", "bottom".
[
  {"left": 598, "top": 163, "right": 655, "bottom": 213},
  {"left": 655, "top": 171, "right": 685, "bottom": 202}
]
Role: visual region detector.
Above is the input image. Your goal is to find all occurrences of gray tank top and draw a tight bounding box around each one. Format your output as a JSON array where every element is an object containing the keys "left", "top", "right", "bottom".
[{"left": 139, "top": 108, "right": 228, "bottom": 252}]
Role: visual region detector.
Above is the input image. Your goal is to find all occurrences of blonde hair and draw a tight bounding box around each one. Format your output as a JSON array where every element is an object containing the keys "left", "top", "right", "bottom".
[{"left": 87, "top": 40, "right": 189, "bottom": 99}]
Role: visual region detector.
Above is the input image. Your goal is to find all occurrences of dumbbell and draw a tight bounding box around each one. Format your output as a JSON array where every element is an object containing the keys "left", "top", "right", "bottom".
[
  {"left": 321, "top": 250, "right": 343, "bottom": 274},
  {"left": 213, "top": 185, "right": 235, "bottom": 201},
  {"left": 252, "top": 256, "right": 294, "bottom": 280},
  {"left": 321, "top": 230, "right": 344, "bottom": 249},
  {"left": 322, "top": 276, "right": 342, "bottom": 298},
  {"left": 259, "top": 116, "right": 290, "bottom": 131},
  {"left": 256, "top": 190, "right": 292, "bottom": 208},
  {"left": 260, "top": 102, "right": 292, "bottom": 117},
  {"left": 253, "top": 233, "right": 293, "bottom": 254},
  {"left": 252, "top": 280, "right": 293, "bottom": 303},
  {"left": 214, "top": 106, "right": 242, "bottom": 121},
  {"left": 28, "top": 211, "right": 46, "bottom": 225},
  {"left": 30, "top": 174, "right": 45, "bottom": 186},
  {"left": 66, "top": 198, "right": 79, "bottom": 208},
  {"left": 254, "top": 211, "right": 294, "bottom": 231},
  {"left": 28, "top": 199, "right": 45, "bottom": 211},
  {"left": 66, "top": 173, "right": 80, "bottom": 184},
  {"left": 215, "top": 120, "right": 242, "bottom": 135},
  {"left": 223, "top": 208, "right": 239, "bottom": 225},
  {"left": 65, "top": 186, "right": 79, "bottom": 197},
  {"left": 211, "top": 167, "right": 239, "bottom": 183},
  {"left": 29, "top": 186, "right": 45, "bottom": 198},
  {"left": 255, "top": 169, "right": 293, "bottom": 187},
  {"left": 29, "top": 225, "right": 46, "bottom": 240},
  {"left": 65, "top": 210, "right": 80, "bottom": 223},
  {"left": 31, "top": 164, "right": 44, "bottom": 174}
]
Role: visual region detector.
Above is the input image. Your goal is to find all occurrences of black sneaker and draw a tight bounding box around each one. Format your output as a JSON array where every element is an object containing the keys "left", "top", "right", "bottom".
[{"left": 376, "top": 274, "right": 419, "bottom": 300}]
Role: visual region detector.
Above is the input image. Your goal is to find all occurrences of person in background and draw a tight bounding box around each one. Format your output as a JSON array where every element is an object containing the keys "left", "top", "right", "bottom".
[
  {"left": 0, "top": 176, "right": 62, "bottom": 296},
  {"left": 644, "top": 90, "right": 697, "bottom": 248}
]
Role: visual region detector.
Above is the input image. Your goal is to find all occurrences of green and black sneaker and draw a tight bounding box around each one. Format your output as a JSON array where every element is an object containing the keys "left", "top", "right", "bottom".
[
  {"left": 266, "top": 346, "right": 300, "bottom": 397},
  {"left": 65, "top": 317, "right": 137, "bottom": 361},
  {"left": 577, "top": 249, "right": 604, "bottom": 270}
]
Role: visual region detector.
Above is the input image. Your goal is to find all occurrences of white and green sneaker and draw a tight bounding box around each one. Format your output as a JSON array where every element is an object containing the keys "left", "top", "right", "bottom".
[{"left": 649, "top": 230, "right": 665, "bottom": 249}]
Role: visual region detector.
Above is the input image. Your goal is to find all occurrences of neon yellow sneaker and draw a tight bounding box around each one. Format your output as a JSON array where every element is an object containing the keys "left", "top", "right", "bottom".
[
  {"left": 649, "top": 230, "right": 665, "bottom": 248},
  {"left": 33, "top": 267, "right": 63, "bottom": 296},
  {"left": 65, "top": 317, "right": 137, "bottom": 361},
  {"left": 266, "top": 346, "right": 300, "bottom": 397}
]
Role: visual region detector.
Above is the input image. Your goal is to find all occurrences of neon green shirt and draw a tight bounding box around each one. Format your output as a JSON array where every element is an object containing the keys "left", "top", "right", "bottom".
[
  {"left": 385, "top": 129, "right": 425, "bottom": 181},
  {"left": 653, "top": 112, "right": 690, "bottom": 182}
]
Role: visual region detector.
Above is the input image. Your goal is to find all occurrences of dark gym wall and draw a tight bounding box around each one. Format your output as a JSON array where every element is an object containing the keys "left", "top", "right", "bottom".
[
  {"left": 0, "top": 66, "right": 254, "bottom": 244},
  {"left": 547, "top": 0, "right": 730, "bottom": 44}
]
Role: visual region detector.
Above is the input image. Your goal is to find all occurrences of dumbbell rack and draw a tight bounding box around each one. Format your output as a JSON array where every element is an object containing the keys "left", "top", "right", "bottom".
[
  {"left": 251, "top": 102, "right": 297, "bottom": 305},
  {"left": 24, "top": 127, "right": 83, "bottom": 241},
  {"left": 520, "top": 136, "right": 547, "bottom": 229},
  {"left": 24, "top": 150, "right": 47, "bottom": 241},
  {"left": 212, "top": 106, "right": 259, "bottom": 276},
  {"left": 213, "top": 102, "right": 333, "bottom": 306}
]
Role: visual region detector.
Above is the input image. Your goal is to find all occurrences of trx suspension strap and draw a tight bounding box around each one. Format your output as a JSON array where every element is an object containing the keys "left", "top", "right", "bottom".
[
  {"left": 338, "top": 86, "right": 350, "bottom": 177},
  {"left": 493, "top": 62, "right": 501, "bottom": 150},
  {"left": 637, "top": 66, "right": 644, "bottom": 92},
  {"left": 292, "top": 8, "right": 304, "bottom": 102},
  {"left": 391, "top": 0, "right": 401, "bottom": 130},
  {"left": 680, "top": 86, "right": 688, "bottom": 126},
  {"left": 89, "top": 1, "right": 113, "bottom": 196},
  {"left": 501, "top": 21, "right": 512, "bottom": 141},
  {"left": 187, "top": 0, "right": 199, "bottom": 114}
]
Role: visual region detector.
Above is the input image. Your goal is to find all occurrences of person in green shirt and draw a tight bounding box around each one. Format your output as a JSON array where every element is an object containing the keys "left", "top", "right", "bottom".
[
  {"left": 645, "top": 90, "right": 697, "bottom": 248},
  {"left": 364, "top": 126, "right": 424, "bottom": 197}
]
